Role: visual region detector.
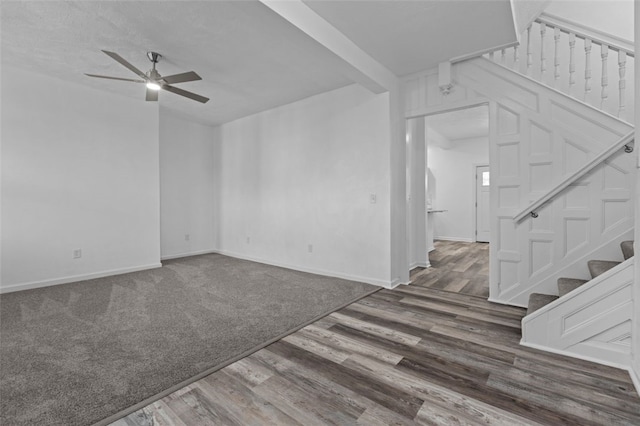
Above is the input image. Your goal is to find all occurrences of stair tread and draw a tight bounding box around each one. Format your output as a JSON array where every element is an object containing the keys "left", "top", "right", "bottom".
[
  {"left": 621, "top": 240, "right": 634, "bottom": 260},
  {"left": 587, "top": 260, "right": 621, "bottom": 279},
  {"left": 557, "top": 278, "right": 589, "bottom": 297},
  {"left": 526, "top": 293, "right": 559, "bottom": 316}
]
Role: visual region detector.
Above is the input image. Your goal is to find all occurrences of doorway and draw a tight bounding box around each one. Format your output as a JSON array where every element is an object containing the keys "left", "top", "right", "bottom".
[
  {"left": 424, "top": 104, "right": 490, "bottom": 245},
  {"left": 406, "top": 103, "right": 491, "bottom": 298}
]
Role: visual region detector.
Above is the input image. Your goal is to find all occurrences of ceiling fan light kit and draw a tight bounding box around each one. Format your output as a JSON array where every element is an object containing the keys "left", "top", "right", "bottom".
[{"left": 85, "top": 50, "right": 209, "bottom": 103}]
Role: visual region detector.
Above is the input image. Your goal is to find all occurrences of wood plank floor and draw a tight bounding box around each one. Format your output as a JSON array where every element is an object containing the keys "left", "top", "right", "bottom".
[
  {"left": 411, "top": 240, "right": 490, "bottom": 298},
  {"left": 112, "top": 282, "right": 640, "bottom": 425}
]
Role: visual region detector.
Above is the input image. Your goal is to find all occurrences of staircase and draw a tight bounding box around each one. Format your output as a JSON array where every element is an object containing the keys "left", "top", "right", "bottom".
[
  {"left": 527, "top": 241, "right": 634, "bottom": 315},
  {"left": 484, "top": 15, "right": 637, "bottom": 370},
  {"left": 404, "top": 9, "right": 636, "bottom": 373}
]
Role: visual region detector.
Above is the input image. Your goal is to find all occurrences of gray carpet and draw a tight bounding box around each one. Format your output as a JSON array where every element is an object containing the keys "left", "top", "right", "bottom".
[{"left": 0, "top": 254, "right": 378, "bottom": 426}]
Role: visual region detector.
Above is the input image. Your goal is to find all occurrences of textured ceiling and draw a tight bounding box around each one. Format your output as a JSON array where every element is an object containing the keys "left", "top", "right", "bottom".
[
  {"left": 426, "top": 105, "right": 489, "bottom": 141},
  {"left": 1, "top": 1, "right": 352, "bottom": 126},
  {"left": 303, "top": 0, "right": 517, "bottom": 76},
  {"left": 2, "top": 1, "right": 518, "bottom": 126}
]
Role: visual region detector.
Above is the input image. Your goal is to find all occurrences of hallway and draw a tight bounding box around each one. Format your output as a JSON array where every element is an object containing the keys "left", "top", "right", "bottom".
[{"left": 411, "top": 240, "right": 490, "bottom": 298}]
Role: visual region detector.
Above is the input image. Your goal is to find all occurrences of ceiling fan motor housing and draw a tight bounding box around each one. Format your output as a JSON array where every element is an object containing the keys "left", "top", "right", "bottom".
[{"left": 147, "top": 68, "right": 161, "bottom": 81}]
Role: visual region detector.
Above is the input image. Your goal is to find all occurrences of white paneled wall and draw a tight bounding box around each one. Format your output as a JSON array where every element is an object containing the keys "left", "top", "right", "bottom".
[
  {"left": 404, "top": 58, "right": 634, "bottom": 306},
  {"left": 469, "top": 58, "right": 634, "bottom": 306},
  {"left": 632, "top": 1, "right": 640, "bottom": 394}
]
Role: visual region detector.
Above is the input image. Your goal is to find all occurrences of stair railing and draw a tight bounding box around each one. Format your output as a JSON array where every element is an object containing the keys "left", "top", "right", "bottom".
[
  {"left": 488, "top": 12, "right": 634, "bottom": 121},
  {"left": 513, "top": 131, "right": 635, "bottom": 223}
]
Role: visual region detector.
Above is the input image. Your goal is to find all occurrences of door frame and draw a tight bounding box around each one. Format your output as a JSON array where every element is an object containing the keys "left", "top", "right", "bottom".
[
  {"left": 405, "top": 99, "right": 491, "bottom": 277},
  {"left": 473, "top": 163, "right": 490, "bottom": 242}
]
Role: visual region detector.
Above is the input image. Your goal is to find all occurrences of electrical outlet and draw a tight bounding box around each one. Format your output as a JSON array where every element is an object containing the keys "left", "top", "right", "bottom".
[
  {"left": 308, "top": 244, "right": 313, "bottom": 253},
  {"left": 185, "top": 234, "right": 190, "bottom": 241},
  {"left": 73, "top": 249, "right": 82, "bottom": 259},
  {"left": 370, "top": 193, "right": 377, "bottom": 204}
]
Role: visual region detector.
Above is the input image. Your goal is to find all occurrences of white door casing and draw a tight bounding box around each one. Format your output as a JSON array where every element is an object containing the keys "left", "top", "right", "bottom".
[{"left": 476, "top": 165, "right": 491, "bottom": 242}]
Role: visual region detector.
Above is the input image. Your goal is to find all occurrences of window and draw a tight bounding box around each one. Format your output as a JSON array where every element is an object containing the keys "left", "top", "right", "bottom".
[{"left": 482, "top": 171, "right": 490, "bottom": 186}]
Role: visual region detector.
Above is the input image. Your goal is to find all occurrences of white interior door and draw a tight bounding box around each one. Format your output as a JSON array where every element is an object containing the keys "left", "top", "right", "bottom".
[{"left": 476, "top": 165, "right": 490, "bottom": 242}]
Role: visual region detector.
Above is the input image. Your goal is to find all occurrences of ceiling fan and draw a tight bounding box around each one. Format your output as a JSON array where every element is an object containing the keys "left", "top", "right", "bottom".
[{"left": 85, "top": 51, "right": 209, "bottom": 103}]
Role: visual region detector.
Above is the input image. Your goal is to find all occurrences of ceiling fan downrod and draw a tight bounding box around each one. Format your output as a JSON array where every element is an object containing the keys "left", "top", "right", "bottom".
[
  {"left": 147, "top": 51, "right": 162, "bottom": 67},
  {"left": 146, "top": 52, "right": 162, "bottom": 80}
]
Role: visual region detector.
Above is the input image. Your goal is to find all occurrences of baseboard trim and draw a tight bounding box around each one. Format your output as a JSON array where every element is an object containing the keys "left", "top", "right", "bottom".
[
  {"left": 434, "top": 236, "right": 474, "bottom": 243},
  {"left": 389, "top": 278, "right": 411, "bottom": 288},
  {"left": 520, "top": 340, "right": 631, "bottom": 371},
  {"left": 409, "top": 262, "right": 429, "bottom": 269},
  {"left": 161, "top": 249, "right": 218, "bottom": 261},
  {"left": 215, "top": 249, "right": 390, "bottom": 288},
  {"left": 0, "top": 263, "right": 163, "bottom": 294}
]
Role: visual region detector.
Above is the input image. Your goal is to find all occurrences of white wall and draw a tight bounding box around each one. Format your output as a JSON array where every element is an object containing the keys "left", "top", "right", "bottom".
[
  {"left": 545, "top": 0, "right": 634, "bottom": 41},
  {"left": 427, "top": 135, "right": 489, "bottom": 242},
  {"left": 511, "top": 0, "right": 551, "bottom": 36},
  {"left": 160, "top": 110, "right": 216, "bottom": 259},
  {"left": 1, "top": 66, "right": 161, "bottom": 292},
  {"left": 213, "top": 84, "right": 392, "bottom": 286}
]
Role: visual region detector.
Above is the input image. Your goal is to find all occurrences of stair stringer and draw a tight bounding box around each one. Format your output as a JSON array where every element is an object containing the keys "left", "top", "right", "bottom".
[
  {"left": 452, "top": 57, "right": 635, "bottom": 306},
  {"left": 521, "top": 258, "right": 634, "bottom": 369}
]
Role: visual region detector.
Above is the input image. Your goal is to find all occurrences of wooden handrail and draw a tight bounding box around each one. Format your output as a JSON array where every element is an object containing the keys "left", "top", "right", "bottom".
[
  {"left": 537, "top": 13, "right": 634, "bottom": 57},
  {"left": 513, "top": 131, "right": 635, "bottom": 223}
]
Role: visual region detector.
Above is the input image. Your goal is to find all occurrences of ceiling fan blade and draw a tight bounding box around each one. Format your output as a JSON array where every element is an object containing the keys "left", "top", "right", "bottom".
[
  {"left": 85, "top": 73, "right": 145, "bottom": 83},
  {"left": 161, "top": 71, "right": 202, "bottom": 85},
  {"left": 162, "top": 85, "right": 209, "bottom": 104},
  {"left": 146, "top": 88, "right": 159, "bottom": 102},
  {"left": 101, "top": 50, "right": 148, "bottom": 80}
]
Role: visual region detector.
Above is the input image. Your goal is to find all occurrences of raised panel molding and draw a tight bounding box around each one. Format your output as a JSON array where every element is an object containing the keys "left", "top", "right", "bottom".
[
  {"left": 529, "top": 122, "right": 552, "bottom": 156},
  {"left": 563, "top": 218, "right": 589, "bottom": 256}
]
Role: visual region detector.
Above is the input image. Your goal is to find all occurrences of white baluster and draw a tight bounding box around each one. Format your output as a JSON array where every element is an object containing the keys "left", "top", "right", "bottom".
[
  {"left": 501, "top": 48, "right": 506, "bottom": 65},
  {"left": 489, "top": 51, "right": 495, "bottom": 61},
  {"left": 513, "top": 45, "right": 520, "bottom": 71},
  {"left": 618, "top": 50, "right": 627, "bottom": 119},
  {"left": 526, "top": 25, "right": 533, "bottom": 75},
  {"left": 584, "top": 38, "right": 592, "bottom": 101},
  {"left": 553, "top": 27, "right": 561, "bottom": 86},
  {"left": 600, "top": 44, "right": 609, "bottom": 108},
  {"left": 568, "top": 33, "right": 576, "bottom": 95},
  {"left": 540, "top": 23, "right": 547, "bottom": 78}
]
